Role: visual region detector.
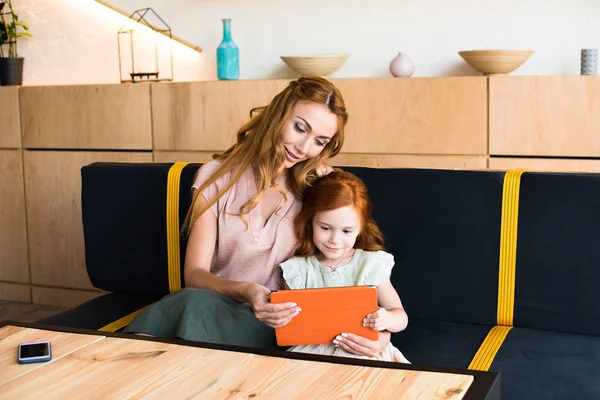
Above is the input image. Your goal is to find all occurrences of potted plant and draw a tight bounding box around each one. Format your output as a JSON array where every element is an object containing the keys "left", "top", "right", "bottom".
[{"left": 0, "top": 0, "right": 31, "bottom": 86}]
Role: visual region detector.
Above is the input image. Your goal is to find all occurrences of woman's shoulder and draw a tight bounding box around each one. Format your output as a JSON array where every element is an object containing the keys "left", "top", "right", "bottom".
[
  {"left": 192, "top": 159, "right": 229, "bottom": 189},
  {"left": 200, "top": 159, "right": 224, "bottom": 171}
]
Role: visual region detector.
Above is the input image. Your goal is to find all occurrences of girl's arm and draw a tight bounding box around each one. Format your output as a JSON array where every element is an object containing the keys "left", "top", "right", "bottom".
[
  {"left": 184, "top": 194, "right": 299, "bottom": 328},
  {"left": 363, "top": 277, "right": 408, "bottom": 333}
]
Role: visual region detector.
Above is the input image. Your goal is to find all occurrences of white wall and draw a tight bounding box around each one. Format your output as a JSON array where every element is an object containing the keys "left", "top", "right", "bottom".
[{"left": 13, "top": 0, "right": 600, "bottom": 85}]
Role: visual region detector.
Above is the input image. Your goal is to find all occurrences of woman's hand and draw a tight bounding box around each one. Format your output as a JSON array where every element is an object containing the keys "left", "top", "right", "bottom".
[
  {"left": 245, "top": 283, "right": 301, "bottom": 328},
  {"left": 363, "top": 307, "right": 388, "bottom": 331},
  {"left": 332, "top": 330, "right": 391, "bottom": 358}
]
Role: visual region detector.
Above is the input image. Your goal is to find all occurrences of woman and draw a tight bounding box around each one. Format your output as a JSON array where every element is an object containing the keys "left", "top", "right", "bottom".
[{"left": 125, "top": 76, "right": 390, "bottom": 357}]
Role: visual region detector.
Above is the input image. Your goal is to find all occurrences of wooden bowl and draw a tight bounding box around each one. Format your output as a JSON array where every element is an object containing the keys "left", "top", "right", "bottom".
[
  {"left": 458, "top": 50, "right": 534, "bottom": 75},
  {"left": 280, "top": 54, "right": 350, "bottom": 77}
]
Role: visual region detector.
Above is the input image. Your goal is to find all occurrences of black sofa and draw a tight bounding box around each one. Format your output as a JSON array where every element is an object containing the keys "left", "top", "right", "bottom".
[{"left": 40, "top": 162, "right": 600, "bottom": 399}]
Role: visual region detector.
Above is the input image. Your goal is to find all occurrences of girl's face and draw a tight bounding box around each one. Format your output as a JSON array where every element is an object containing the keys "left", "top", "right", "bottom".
[
  {"left": 312, "top": 205, "right": 361, "bottom": 264},
  {"left": 280, "top": 101, "right": 338, "bottom": 169}
]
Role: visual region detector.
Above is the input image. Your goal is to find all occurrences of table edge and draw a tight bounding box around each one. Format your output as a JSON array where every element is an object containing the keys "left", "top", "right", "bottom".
[{"left": 0, "top": 320, "right": 500, "bottom": 400}]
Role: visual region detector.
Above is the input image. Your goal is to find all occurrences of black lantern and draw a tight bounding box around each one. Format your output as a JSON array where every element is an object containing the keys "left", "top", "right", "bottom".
[{"left": 117, "top": 7, "right": 173, "bottom": 83}]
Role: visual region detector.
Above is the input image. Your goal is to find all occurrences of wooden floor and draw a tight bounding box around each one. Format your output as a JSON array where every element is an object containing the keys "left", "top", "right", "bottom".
[{"left": 0, "top": 300, "right": 70, "bottom": 323}]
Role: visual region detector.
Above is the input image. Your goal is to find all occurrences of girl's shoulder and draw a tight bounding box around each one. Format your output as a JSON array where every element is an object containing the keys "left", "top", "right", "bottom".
[
  {"left": 279, "top": 255, "right": 315, "bottom": 270},
  {"left": 279, "top": 255, "right": 317, "bottom": 290},
  {"left": 355, "top": 249, "right": 395, "bottom": 267},
  {"left": 354, "top": 249, "right": 395, "bottom": 286}
]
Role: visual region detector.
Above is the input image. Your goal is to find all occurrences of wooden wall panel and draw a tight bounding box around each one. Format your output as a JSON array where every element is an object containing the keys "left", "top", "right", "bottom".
[
  {"left": 0, "top": 282, "right": 31, "bottom": 303},
  {"left": 0, "top": 87, "right": 21, "bottom": 148},
  {"left": 0, "top": 150, "right": 29, "bottom": 283},
  {"left": 153, "top": 151, "right": 487, "bottom": 170},
  {"left": 489, "top": 157, "right": 600, "bottom": 173},
  {"left": 331, "top": 77, "right": 487, "bottom": 155},
  {"left": 330, "top": 154, "right": 487, "bottom": 170},
  {"left": 152, "top": 80, "right": 289, "bottom": 150},
  {"left": 24, "top": 150, "right": 153, "bottom": 290},
  {"left": 21, "top": 84, "right": 152, "bottom": 150},
  {"left": 152, "top": 78, "right": 487, "bottom": 155},
  {"left": 489, "top": 76, "right": 600, "bottom": 157},
  {"left": 153, "top": 151, "right": 215, "bottom": 163},
  {"left": 32, "top": 286, "right": 103, "bottom": 308}
]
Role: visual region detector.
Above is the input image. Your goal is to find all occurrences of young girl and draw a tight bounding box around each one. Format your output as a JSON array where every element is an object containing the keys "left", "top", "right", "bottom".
[{"left": 279, "top": 170, "right": 409, "bottom": 362}]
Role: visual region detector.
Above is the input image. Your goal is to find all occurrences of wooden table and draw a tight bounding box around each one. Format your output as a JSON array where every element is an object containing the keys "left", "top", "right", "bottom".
[{"left": 0, "top": 321, "right": 499, "bottom": 399}]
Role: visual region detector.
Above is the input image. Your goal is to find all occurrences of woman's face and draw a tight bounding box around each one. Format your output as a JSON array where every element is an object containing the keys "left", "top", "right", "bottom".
[{"left": 280, "top": 101, "right": 339, "bottom": 169}]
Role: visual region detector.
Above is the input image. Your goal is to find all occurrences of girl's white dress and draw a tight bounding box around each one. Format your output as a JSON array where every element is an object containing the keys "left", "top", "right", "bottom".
[{"left": 278, "top": 249, "right": 410, "bottom": 363}]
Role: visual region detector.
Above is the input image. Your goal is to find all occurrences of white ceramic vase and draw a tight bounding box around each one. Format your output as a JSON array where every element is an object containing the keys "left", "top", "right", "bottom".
[{"left": 389, "top": 52, "right": 415, "bottom": 77}]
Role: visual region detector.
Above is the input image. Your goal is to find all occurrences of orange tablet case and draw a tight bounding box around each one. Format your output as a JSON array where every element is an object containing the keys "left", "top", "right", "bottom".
[{"left": 270, "top": 286, "right": 379, "bottom": 346}]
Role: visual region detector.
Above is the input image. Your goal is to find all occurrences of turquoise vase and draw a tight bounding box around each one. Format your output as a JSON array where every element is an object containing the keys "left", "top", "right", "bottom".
[{"left": 217, "top": 18, "right": 240, "bottom": 80}]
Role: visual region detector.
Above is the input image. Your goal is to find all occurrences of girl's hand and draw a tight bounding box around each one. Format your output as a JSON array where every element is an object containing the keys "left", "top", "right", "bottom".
[
  {"left": 315, "top": 164, "right": 334, "bottom": 177},
  {"left": 332, "top": 331, "right": 390, "bottom": 358},
  {"left": 245, "top": 283, "right": 301, "bottom": 328},
  {"left": 363, "top": 307, "right": 388, "bottom": 331}
]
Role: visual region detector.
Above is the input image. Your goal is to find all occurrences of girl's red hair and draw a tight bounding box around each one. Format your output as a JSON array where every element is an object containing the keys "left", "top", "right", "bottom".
[{"left": 294, "top": 170, "right": 385, "bottom": 257}]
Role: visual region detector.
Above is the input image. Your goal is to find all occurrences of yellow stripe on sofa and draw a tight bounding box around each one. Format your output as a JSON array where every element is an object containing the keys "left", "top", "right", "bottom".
[
  {"left": 469, "top": 169, "right": 526, "bottom": 371},
  {"left": 497, "top": 168, "right": 526, "bottom": 326},
  {"left": 468, "top": 326, "right": 513, "bottom": 371},
  {"left": 167, "top": 162, "right": 190, "bottom": 293},
  {"left": 99, "top": 303, "right": 154, "bottom": 332}
]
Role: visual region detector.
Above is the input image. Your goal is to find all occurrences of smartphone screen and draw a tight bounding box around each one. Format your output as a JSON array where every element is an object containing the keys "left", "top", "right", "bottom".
[{"left": 20, "top": 342, "right": 50, "bottom": 359}]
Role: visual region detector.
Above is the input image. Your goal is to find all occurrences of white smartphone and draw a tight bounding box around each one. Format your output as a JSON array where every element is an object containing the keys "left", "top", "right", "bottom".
[{"left": 17, "top": 341, "right": 52, "bottom": 364}]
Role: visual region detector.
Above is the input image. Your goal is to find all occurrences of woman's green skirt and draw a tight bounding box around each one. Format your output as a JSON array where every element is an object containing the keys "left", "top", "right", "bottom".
[{"left": 123, "top": 288, "right": 278, "bottom": 349}]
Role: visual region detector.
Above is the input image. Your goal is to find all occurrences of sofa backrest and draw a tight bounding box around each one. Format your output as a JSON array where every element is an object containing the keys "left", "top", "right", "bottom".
[
  {"left": 344, "top": 167, "right": 503, "bottom": 328},
  {"left": 511, "top": 172, "right": 600, "bottom": 336},
  {"left": 81, "top": 162, "right": 201, "bottom": 296},
  {"left": 81, "top": 163, "right": 600, "bottom": 336}
]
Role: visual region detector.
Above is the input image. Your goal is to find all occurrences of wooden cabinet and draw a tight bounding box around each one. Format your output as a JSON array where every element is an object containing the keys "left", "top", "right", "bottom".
[
  {"left": 0, "top": 150, "right": 29, "bottom": 284},
  {"left": 152, "top": 78, "right": 488, "bottom": 156},
  {"left": 0, "top": 282, "right": 30, "bottom": 303},
  {"left": 489, "top": 157, "right": 600, "bottom": 173},
  {"left": 333, "top": 77, "right": 488, "bottom": 155},
  {"left": 330, "top": 154, "right": 487, "bottom": 169},
  {"left": 0, "top": 87, "right": 21, "bottom": 149},
  {"left": 153, "top": 151, "right": 215, "bottom": 163},
  {"left": 489, "top": 76, "right": 600, "bottom": 157},
  {"left": 21, "top": 84, "right": 152, "bottom": 150},
  {"left": 152, "top": 80, "right": 289, "bottom": 151}
]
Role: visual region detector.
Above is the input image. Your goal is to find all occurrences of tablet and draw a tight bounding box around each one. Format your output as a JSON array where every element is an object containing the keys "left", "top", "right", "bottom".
[{"left": 270, "top": 285, "right": 379, "bottom": 346}]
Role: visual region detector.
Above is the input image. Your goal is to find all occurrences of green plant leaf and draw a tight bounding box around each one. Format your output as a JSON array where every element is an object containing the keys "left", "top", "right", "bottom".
[{"left": 0, "top": 0, "right": 32, "bottom": 57}]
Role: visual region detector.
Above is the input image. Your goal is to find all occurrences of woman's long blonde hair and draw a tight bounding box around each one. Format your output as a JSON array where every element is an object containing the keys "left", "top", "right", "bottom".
[{"left": 182, "top": 76, "right": 348, "bottom": 235}]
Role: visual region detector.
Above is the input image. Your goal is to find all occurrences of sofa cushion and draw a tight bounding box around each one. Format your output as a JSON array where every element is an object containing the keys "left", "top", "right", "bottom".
[
  {"left": 490, "top": 326, "right": 600, "bottom": 400},
  {"left": 38, "top": 293, "right": 163, "bottom": 330},
  {"left": 392, "top": 319, "right": 493, "bottom": 369}
]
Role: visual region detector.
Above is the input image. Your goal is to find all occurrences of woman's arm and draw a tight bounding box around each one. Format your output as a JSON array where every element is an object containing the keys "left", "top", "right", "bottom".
[
  {"left": 363, "top": 277, "right": 408, "bottom": 333},
  {"left": 184, "top": 194, "right": 299, "bottom": 328},
  {"left": 183, "top": 194, "right": 250, "bottom": 300}
]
